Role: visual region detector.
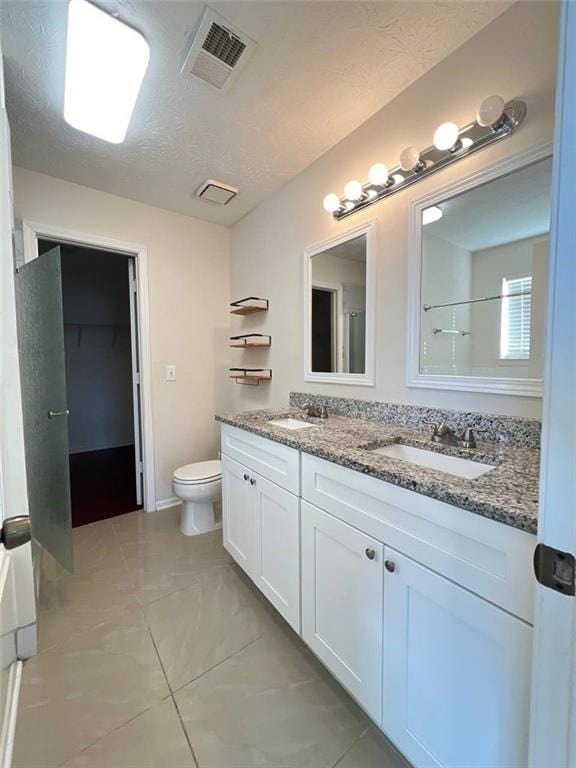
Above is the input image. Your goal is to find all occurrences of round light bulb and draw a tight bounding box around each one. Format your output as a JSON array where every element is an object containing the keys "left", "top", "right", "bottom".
[
  {"left": 461, "top": 137, "right": 473, "bottom": 149},
  {"left": 368, "top": 163, "right": 388, "bottom": 186},
  {"left": 399, "top": 146, "right": 420, "bottom": 171},
  {"left": 344, "top": 180, "right": 363, "bottom": 201},
  {"left": 323, "top": 193, "right": 341, "bottom": 213},
  {"left": 433, "top": 122, "right": 459, "bottom": 151},
  {"left": 477, "top": 94, "right": 505, "bottom": 127}
]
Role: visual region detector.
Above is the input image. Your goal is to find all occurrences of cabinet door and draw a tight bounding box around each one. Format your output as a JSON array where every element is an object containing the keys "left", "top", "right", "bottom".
[
  {"left": 382, "top": 547, "right": 532, "bottom": 768},
  {"left": 301, "top": 501, "right": 383, "bottom": 722},
  {"left": 253, "top": 474, "right": 300, "bottom": 632},
  {"left": 221, "top": 454, "right": 254, "bottom": 576}
]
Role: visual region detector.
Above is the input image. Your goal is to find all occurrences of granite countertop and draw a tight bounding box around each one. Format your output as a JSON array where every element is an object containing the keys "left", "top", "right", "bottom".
[{"left": 215, "top": 408, "right": 540, "bottom": 535}]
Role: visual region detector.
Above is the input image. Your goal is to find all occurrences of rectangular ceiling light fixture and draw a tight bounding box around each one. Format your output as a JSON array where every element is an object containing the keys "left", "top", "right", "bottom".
[{"left": 64, "top": 0, "right": 150, "bottom": 143}]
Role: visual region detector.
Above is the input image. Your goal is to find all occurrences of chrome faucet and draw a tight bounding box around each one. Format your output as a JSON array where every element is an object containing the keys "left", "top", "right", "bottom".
[
  {"left": 426, "top": 422, "right": 487, "bottom": 449},
  {"left": 301, "top": 403, "right": 329, "bottom": 419}
]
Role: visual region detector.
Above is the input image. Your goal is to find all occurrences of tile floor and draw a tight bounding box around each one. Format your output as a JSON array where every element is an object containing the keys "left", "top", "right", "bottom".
[{"left": 14, "top": 506, "right": 410, "bottom": 768}]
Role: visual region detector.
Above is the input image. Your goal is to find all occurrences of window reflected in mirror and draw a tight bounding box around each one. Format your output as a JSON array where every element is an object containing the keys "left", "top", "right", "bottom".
[
  {"left": 310, "top": 234, "right": 367, "bottom": 374},
  {"left": 420, "top": 157, "right": 552, "bottom": 381}
]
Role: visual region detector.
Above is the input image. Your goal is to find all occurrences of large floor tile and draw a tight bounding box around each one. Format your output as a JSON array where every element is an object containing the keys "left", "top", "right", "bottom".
[
  {"left": 38, "top": 561, "right": 139, "bottom": 650},
  {"left": 61, "top": 697, "right": 196, "bottom": 768},
  {"left": 42, "top": 519, "right": 125, "bottom": 583},
  {"left": 13, "top": 607, "right": 170, "bottom": 768},
  {"left": 146, "top": 564, "right": 269, "bottom": 691},
  {"left": 175, "top": 624, "right": 368, "bottom": 768},
  {"left": 111, "top": 506, "right": 184, "bottom": 545},
  {"left": 121, "top": 528, "right": 230, "bottom": 604},
  {"left": 334, "top": 727, "right": 411, "bottom": 768}
]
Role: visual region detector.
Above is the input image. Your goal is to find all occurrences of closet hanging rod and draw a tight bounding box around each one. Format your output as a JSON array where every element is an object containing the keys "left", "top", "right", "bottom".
[{"left": 423, "top": 289, "right": 531, "bottom": 312}]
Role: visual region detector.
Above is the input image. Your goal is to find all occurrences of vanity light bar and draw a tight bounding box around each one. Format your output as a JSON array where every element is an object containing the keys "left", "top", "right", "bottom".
[{"left": 324, "top": 96, "right": 526, "bottom": 221}]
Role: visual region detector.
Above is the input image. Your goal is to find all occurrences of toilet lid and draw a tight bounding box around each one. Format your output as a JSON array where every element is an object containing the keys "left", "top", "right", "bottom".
[{"left": 174, "top": 460, "right": 221, "bottom": 484}]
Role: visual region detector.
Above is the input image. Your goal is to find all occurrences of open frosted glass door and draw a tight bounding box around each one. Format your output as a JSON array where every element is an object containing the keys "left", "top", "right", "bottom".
[{"left": 15, "top": 246, "right": 73, "bottom": 572}]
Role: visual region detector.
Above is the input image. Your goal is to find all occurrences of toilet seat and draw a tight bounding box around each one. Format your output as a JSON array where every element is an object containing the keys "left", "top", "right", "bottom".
[{"left": 173, "top": 460, "right": 221, "bottom": 485}]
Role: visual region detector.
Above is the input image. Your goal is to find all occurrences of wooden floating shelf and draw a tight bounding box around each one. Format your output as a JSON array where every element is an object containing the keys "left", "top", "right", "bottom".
[
  {"left": 229, "top": 368, "right": 272, "bottom": 386},
  {"left": 230, "top": 296, "right": 269, "bottom": 315},
  {"left": 230, "top": 333, "right": 271, "bottom": 348}
]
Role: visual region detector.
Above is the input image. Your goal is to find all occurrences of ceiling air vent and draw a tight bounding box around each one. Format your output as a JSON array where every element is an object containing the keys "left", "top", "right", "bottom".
[
  {"left": 195, "top": 179, "right": 239, "bottom": 205},
  {"left": 181, "top": 8, "right": 257, "bottom": 93}
]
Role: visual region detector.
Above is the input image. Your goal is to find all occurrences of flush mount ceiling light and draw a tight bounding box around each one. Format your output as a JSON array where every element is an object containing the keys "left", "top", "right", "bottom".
[
  {"left": 422, "top": 205, "right": 443, "bottom": 225},
  {"left": 323, "top": 95, "right": 526, "bottom": 220},
  {"left": 64, "top": 0, "right": 150, "bottom": 143}
]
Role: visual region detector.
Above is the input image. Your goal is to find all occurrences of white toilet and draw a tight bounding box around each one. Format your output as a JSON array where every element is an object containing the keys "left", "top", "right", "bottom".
[{"left": 172, "top": 459, "right": 222, "bottom": 536}]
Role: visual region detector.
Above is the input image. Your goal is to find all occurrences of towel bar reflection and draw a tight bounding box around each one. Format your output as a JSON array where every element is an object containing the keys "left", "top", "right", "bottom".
[
  {"left": 424, "top": 289, "right": 531, "bottom": 312},
  {"left": 433, "top": 328, "right": 471, "bottom": 336}
]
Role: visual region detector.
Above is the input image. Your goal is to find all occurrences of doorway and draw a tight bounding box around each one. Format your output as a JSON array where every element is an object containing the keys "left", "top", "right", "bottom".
[
  {"left": 38, "top": 239, "right": 143, "bottom": 526},
  {"left": 311, "top": 287, "right": 336, "bottom": 372}
]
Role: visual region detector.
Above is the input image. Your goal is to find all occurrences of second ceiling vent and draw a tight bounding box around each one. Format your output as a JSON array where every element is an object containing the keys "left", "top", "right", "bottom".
[{"left": 181, "top": 8, "right": 257, "bottom": 93}]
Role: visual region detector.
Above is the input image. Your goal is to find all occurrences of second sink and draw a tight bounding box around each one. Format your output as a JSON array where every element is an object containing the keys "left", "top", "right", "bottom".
[{"left": 370, "top": 443, "right": 494, "bottom": 480}]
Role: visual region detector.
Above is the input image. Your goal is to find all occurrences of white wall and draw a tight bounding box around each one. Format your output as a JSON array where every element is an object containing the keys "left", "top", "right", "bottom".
[
  {"left": 229, "top": 1, "right": 559, "bottom": 419},
  {"left": 13, "top": 168, "right": 230, "bottom": 504}
]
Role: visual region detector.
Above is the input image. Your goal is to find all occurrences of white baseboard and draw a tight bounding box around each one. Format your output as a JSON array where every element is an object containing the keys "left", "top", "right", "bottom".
[
  {"left": 154, "top": 496, "right": 181, "bottom": 512},
  {"left": 0, "top": 661, "right": 22, "bottom": 768},
  {"left": 17, "top": 623, "right": 37, "bottom": 660}
]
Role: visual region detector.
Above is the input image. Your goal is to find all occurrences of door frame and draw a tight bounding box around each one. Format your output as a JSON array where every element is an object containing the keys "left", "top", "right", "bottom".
[{"left": 21, "top": 221, "right": 156, "bottom": 513}]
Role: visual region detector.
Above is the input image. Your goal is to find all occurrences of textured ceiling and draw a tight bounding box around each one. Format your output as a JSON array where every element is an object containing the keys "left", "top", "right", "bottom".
[{"left": 0, "top": 0, "right": 512, "bottom": 226}]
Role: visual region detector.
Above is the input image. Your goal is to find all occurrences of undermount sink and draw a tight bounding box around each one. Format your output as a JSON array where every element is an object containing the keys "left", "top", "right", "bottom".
[
  {"left": 267, "top": 418, "right": 316, "bottom": 431},
  {"left": 371, "top": 443, "right": 494, "bottom": 480}
]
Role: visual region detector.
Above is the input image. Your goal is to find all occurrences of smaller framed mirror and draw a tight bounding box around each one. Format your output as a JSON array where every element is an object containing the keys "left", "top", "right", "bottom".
[
  {"left": 407, "top": 145, "right": 552, "bottom": 397},
  {"left": 304, "top": 221, "right": 376, "bottom": 386}
]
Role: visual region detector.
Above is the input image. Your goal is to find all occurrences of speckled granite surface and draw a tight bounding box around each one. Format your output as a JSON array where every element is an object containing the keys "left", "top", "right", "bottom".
[
  {"left": 289, "top": 392, "right": 542, "bottom": 448},
  {"left": 216, "top": 408, "right": 540, "bottom": 535}
]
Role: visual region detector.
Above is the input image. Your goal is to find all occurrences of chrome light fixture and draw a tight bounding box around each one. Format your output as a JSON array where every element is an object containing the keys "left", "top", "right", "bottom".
[{"left": 323, "top": 95, "right": 526, "bottom": 220}]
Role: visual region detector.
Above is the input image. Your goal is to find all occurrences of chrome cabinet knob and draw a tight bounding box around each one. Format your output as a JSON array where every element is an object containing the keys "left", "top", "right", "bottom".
[
  {"left": 365, "top": 548, "right": 376, "bottom": 560},
  {"left": 243, "top": 473, "right": 249, "bottom": 481},
  {"left": 385, "top": 560, "right": 396, "bottom": 573}
]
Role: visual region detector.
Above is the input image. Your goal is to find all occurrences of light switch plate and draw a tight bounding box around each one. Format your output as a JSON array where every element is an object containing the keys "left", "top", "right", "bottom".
[{"left": 166, "top": 365, "right": 176, "bottom": 381}]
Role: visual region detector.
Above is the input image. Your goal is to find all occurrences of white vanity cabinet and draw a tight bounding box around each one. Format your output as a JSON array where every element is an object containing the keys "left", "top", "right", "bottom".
[
  {"left": 382, "top": 547, "right": 532, "bottom": 768},
  {"left": 221, "top": 424, "right": 536, "bottom": 768},
  {"left": 221, "top": 426, "right": 301, "bottom": 632},
  {"left": 301, "top": 500, "right": 384, "bottom": 722}
]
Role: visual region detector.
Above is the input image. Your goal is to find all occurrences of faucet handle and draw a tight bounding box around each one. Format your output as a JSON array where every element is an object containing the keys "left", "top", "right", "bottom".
[
  {"left": 319, "top": 405, "right": 328, "bottom": 419},
  {"left": 460, "top": 427, "right": 488, "bottom": 449},
  {"left": 424, "top": 421, "right": 440, "bottom": 434}
]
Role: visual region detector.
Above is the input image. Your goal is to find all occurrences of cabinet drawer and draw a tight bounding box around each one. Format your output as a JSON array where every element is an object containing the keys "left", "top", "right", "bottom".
[
  {"left": 220, "top": 425, "right": 300, "bottom": 494},
  {"left": 302, "top": 453, "right": 535, "bottom": 623}
]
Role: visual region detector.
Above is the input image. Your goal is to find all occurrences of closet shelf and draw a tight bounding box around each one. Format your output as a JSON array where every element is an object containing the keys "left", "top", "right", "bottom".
[
  {"left": 230, "top": 333, "right": 271, "bottom": 348},
  {"left": 229, "top": 368, "right": 272, "bottom": 386},
  {"left": 230, "top": 297, "right": 269, "bottom": 315}
]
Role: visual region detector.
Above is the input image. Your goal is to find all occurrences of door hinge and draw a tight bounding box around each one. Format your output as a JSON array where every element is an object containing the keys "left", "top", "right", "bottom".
[
  {"left": 138, "top": 461, "right": 144, "bottom": 474},
  {"left": 534, "top": 543, "right": 576, "bottom": 596}
]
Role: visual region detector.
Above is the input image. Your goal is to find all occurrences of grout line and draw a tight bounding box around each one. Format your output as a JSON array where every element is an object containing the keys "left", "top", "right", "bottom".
[
  {"left": 169, "top": 634, "right": 263, "bottom": 696},
  {"left": 171, "top": 693, "right": 200, "bottom": 768},
  {"left": 330, "top": 726, "right": 370, "bottom": 768}
]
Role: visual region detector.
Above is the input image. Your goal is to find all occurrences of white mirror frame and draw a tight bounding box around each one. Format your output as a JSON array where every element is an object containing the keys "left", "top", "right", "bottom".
[
  {"left": 304, "top": 220, "right": 377, "bottom": 386},
  {"left": 406, "top": 141, "right": 552, "bottom": 398}
]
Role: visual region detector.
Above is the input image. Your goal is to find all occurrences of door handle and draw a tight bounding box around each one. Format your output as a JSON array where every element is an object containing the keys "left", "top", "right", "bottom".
[
  {"left": 1, "top": 516, "right": 32, "bottom": 550},
  {"left": 48, "top": 409, "right": 69, "bottom": 419}
]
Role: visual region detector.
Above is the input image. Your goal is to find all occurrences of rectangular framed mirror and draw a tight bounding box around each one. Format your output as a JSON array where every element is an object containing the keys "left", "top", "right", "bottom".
[
  {"left": 304, "top": 220, "right": 376, "bottom": 386},
  {"left": 407, "top": 144, "right": 552, "bottom": 397}
]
